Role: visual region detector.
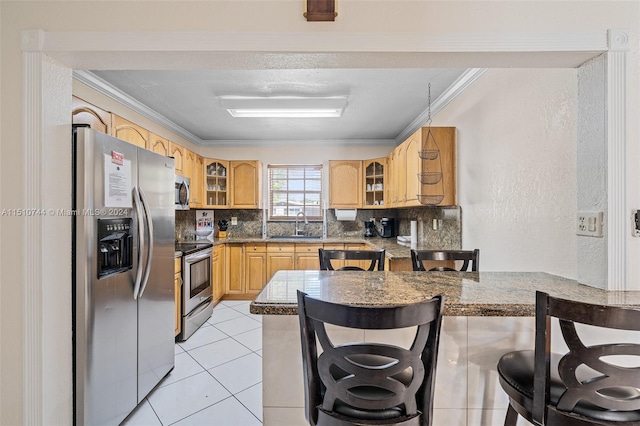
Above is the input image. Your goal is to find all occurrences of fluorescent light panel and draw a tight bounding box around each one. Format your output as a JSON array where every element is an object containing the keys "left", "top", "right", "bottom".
[{"left": 219, "top": 96, "right": 347, "bottom": 118}]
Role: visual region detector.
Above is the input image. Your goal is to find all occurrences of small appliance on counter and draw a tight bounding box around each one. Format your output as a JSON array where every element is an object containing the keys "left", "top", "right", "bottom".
[
  {"left": 364, "top": 221, "right": 377, "bottom": 238},
  {"left": 380, "top": 217, "right": 397, "bottom": 238}
]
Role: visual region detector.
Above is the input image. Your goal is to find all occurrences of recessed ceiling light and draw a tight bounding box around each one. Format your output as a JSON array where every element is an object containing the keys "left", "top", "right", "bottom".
[{"left": 218, "top": 96, "right": 347, "bottom": 118}]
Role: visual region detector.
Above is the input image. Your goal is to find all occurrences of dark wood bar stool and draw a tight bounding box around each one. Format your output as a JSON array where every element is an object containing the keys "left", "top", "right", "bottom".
[
  {"left": 318, "top": 248, "right": 385, "bottom": 271},
  {"left": 410, "top": 249, "right": 479, "bottom": 272},
  {"left": 497, "top": 291, "right": 640, "bottom": 426},
  {"left": 297, "top": 290, "right": 445, "bottom": 426}
]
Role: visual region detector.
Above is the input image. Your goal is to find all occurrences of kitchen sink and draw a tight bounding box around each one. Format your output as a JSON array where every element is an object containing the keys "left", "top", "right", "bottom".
[{"left": 268, "top": 235, "right": 323, "bottom": 240}]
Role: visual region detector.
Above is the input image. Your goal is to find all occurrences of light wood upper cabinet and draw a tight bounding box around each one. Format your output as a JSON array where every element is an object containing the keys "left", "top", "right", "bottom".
[
  {"left": 363, "top": 158, "right": 386, "bottom": 208},
  {"left": 204, "top": 159, "right": 229, "bottom": 208},
  {"left": 328, "top": 160, "right": 363, "bottom": 209},
  {"left": 191, "top": 154, "right": 204, "bottom": 208},
  {"left": 410, "top": 126, "right": 456, "bottom": 207},
  {"left": 388, "top": 144, "right": 405, "bottom": 208},
  {"left": 404, "top": 130, "right": 422, "bottom": 206},
  {"left": 184, "top": 149, "right": 195, "bottom": 181},
  {"left": 148, "top": 133, "right": 170, "bottom": 157},
  {"left": 72, "top": 96, "right": 112, "bottom": 134},
  {"left": 230, "top": 161, "right": 262, "bottom": 209},
  {"left": 169, "top": 143, "right": 186, "bottom": 176},
  {"left": 112, "top": 115, "right": 149, "bottom": 149}
]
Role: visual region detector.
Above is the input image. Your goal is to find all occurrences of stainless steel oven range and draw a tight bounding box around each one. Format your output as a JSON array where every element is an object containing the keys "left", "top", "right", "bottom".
[{"left": 175, "top": 242, "right": 213, "bottom": 341}]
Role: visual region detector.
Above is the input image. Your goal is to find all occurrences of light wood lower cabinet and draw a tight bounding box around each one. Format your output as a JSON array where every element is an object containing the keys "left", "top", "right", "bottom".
[
  {"left": 246, "top": 244, "right": 267, "bottom": 295},
  {"left": 267, "top": 243, "right": 295, "bottom": 282},
  {"left": 226, "top": 244, "right": 245, "bottom": 296},
  {"left": 221, "top": 242, "right": 372, "bottom": 299},
  {"left": 344, "top": 243, "right": 367, "bottom": 270},
  {"left": 212, "top": 244, "right": 225, "bottom": 303},
  {"left": 174, "top": 257, "right": 182, "bottom": 337},
  {"left": 321, "top": 243, "right": 345, "bottom": 270},
  {"left": 295, "top": 243, "right": 323, "bottom": 270}
]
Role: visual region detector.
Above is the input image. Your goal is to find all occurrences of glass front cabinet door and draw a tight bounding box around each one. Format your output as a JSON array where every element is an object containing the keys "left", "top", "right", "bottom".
[
  {"left": 204, "top": 159, "right": 229, "bottom": 208},
  {"left": 364, "top": 158, "right": 386, "bottom": 208}
]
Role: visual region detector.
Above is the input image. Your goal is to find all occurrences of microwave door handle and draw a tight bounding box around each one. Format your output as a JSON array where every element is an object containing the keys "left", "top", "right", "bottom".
[
  {"left": 182, "top": 180, "right": 190, "bottom": 208},
  {"left": 132, "top": 186, "right": 144, "bottom": 300},
  {"left": 138, "top": 187, "right": 154, "bottom": 298}
]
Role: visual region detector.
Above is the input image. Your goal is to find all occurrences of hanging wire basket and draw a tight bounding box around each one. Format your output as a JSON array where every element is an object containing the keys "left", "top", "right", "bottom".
[
  {"left": 417, "top": 194, "right": 444, "bottom": 206},
  {"left": 417, "top": 172, "right": 442, "bottom": 185},
  {"left": 418, "top": 150, "right": 439, "bottom": 160}
]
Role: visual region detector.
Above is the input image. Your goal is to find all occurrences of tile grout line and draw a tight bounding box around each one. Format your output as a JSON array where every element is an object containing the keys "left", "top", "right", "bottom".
[{"left": 139, "top": 302, "right": 264, "bottom": 425}]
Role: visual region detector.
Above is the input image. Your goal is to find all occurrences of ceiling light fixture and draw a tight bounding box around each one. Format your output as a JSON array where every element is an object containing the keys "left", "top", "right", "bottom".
[{"left": 219, "top": 96, "right": 347, "bottom": 118}]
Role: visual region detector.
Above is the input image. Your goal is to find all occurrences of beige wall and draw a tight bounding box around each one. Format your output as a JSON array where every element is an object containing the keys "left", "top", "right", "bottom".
[
  {"left": 431, "top": 68, "right": 578, "bottom": 276},
  {"left": 2, "top": 1, "right": 639, "bottom": 425}
]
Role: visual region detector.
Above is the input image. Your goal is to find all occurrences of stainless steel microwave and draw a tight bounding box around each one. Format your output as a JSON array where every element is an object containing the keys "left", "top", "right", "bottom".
[{"left": 175, "top": 175, "right": 190, "bottom": 210}]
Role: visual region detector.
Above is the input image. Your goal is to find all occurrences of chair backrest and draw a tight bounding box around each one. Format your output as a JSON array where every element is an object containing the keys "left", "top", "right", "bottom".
[
  {"left": 410, "top": 249, "right": 479, "bottom": 272},
  {"left": 533, "top": 291, "right": 640, "bottom": 425},
  {"left": 297, "top": 290, "right": 444, "bottom": 426},
  {"left": 318, "top": 248, "right": 385, "bottom": 271}
]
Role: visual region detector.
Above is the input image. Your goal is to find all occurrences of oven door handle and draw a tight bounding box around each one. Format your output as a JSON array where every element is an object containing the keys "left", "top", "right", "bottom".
[
  {"left": 185, "top": 249, "right": 212, "bottom": 263},
  {"left": 138, "top": 187, "right": 154, "bottom": 298},
  {"left": 132, "top": 186, "right": 144, "bottom": 300}
]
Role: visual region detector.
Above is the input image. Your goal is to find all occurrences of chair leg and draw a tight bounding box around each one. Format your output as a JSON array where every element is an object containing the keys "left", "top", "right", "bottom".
[{"left": 504, "top": 403, "right": 518, "bottom": 426}]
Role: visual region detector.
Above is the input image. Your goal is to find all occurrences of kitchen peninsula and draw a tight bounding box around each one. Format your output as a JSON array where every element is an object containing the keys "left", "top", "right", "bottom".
[{"left": 250, "top": 270, "right": 640, "bottom": 426}]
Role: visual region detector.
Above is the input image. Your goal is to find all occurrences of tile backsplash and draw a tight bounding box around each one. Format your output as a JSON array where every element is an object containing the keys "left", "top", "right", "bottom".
[{"left": 177, "top": 206, "right": 461, "bottom": 248}]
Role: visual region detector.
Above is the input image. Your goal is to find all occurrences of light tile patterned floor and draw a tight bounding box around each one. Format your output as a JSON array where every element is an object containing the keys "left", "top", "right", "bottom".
[{"left": 123, "top": 301, "right": 263, "bottom": 426}]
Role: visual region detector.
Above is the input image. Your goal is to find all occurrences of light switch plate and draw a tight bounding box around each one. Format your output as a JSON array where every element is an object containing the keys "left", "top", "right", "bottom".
[{"left": 576, "top": 211, "right": 603, "bottom": 237}]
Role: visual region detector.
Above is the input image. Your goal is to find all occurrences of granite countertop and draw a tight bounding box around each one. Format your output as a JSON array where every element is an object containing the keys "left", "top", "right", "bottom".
[
  {"left": 249, "top": 270, "right": 640, "bottom": 317},
  {"left": 207, "top": 236, "right": 439, "bottom": 260}
]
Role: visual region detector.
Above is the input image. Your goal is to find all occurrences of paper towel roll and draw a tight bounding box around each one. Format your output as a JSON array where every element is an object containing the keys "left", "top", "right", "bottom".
[
  {"left": 410, "top": 220, "right": 417, "bottom": 248},
  {"left": 335, "top": 209, "right": 357, "bottom": 221}
]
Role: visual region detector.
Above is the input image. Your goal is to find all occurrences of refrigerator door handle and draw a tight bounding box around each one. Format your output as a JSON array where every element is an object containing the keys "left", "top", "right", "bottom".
[
  {"left": 132, "top": 186, "right": 145, "bottom": 300},
  {"left": 138, "top": 187, "right": 154, "bottom": 298}
]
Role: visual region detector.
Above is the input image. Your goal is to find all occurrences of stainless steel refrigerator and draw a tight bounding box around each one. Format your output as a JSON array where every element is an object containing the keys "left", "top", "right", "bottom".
[{"left": 73, "top": 127, "right": 175, "bottom": 425}]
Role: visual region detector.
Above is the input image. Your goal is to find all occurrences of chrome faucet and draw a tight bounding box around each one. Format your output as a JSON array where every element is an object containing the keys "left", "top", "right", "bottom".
[{"left": 295, "top": 211, "right": 308, "bottom": 236}]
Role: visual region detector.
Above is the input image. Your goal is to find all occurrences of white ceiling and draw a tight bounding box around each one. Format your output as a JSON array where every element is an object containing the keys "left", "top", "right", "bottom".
[{"left": 89, "top": 68, "right": 467, "bottom": 144}]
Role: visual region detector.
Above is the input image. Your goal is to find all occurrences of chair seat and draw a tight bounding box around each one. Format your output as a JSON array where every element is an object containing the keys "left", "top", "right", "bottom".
[
  {"left": 497, "top": 350, "right": 640, "bottom": 423},
  {"left": 332, "top": 401, "right": 404, "bottom": 420}
]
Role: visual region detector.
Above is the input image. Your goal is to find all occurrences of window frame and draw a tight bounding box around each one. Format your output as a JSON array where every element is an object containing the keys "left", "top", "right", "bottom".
[{"left": 267, "top": 164, "right": 323, "bottom": 221}]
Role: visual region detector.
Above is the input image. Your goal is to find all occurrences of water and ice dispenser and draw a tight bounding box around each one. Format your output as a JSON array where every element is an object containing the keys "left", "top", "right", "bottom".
[{"left": 97, "top": 218, "right": 133, "bottom": 278}]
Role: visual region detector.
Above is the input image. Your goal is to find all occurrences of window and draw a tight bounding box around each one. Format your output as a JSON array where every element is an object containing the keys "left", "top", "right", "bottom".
[{"left": 268, "top": 165, "right": 323, "bottom": 220}]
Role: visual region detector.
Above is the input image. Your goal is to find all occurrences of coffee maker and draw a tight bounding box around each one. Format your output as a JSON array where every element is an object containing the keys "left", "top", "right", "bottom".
[
  {"left": 364, "top": 221, "right": 377, "bottom": 238},
  {"left": 380, "top": 217, "right": 396, "bottom": 238}
]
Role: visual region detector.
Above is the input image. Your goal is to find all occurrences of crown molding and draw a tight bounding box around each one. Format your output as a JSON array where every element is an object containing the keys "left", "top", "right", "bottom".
[
  {"left": 199, "top": 138, "right": 397, "bottom": 148},
  {"left": 73, "top": 70, "right": 204, "bottom": 145},
  {"left": 395, "top": 68, "right": 488, "bottom": 144}
]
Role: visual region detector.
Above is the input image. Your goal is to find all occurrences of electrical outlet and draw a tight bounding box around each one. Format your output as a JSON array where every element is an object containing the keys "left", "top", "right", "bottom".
[
  {"left": 231, "top": 217, "right": 238, "bottom": 226},
  {"left": 633, "top": 210, "right": 640, "bottom": 237},
  {"left": 576, "top": 211, "right": 603, "bottom": 237}
]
